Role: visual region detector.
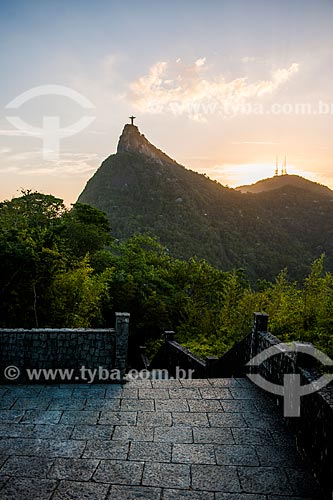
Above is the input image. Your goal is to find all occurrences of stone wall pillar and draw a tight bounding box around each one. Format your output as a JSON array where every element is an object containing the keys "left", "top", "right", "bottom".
[
  {"left": 205, "top": 356, "right": 219, "bottom": 377},
  {"left": 115, "top": 312, "right": 130, "bottom": 380},
  {"left": 165, "top": 331, "right": 175, "bottom": 341},
  {"left": 253, "top": 312, "right": 269, "bottom": 334}
]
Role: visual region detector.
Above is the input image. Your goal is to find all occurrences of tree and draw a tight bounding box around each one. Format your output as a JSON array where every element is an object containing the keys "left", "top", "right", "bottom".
[
  {"left": 58, "top": 203, "right": 112, "bottom": 258},
  {"left": 0, "top": 193, "right": 112, "bottom": 327},
  {"left": 0, "top": 191, "right": 66, "bottom": 326}
]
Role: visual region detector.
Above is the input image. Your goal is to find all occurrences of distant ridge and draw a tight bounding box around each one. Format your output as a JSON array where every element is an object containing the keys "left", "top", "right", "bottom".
[
  {"left": 237, "top": 174, "right": 333, "bottom": 197},
  {"left": 78, "top": 123, "right": 333, "bottom": 281}
]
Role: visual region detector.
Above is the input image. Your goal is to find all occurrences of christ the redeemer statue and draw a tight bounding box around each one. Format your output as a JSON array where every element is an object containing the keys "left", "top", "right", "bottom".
[{"left": 129, "top": 115, "right": 136, "bottom": 125}]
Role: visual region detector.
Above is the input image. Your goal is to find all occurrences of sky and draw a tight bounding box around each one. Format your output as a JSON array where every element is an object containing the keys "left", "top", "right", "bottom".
[{"left": 0, "top": 0, "right": 333, "bottom": 205}]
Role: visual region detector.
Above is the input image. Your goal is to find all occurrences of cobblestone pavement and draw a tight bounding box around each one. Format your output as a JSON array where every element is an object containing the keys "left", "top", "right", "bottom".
[{"left": 0, "top": 378, "right": 325, "bottom": 499}]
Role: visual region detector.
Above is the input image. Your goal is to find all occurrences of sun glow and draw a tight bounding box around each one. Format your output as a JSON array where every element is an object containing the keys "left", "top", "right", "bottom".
[{"left": 195, "top": 163, "right": 318, "bottom": 188}]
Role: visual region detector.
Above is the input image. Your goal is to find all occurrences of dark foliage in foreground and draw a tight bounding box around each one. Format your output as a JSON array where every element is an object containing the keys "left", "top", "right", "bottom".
[{"left": 0, "top": 192, "right": 332, "bottom": 360}]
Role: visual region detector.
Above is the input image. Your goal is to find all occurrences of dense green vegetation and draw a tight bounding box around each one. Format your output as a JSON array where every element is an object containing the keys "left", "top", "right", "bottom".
[
  {"left": 0, "top": 191, "right": 332, "bottom": 362},
  {"left": 78, "top": 150, "right": 333, "bottom": 283}
]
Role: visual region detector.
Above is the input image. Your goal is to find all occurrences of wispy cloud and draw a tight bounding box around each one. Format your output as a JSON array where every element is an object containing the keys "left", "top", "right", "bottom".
[
  {"left": 0, "top": 129, "right": 30, "bottom": 137},
  {"left": 232, "top": 141, "right": 280, "bottom": 145},
  {"left": 0, "top": 147, "right": 11, "bottom": 154},
  {"left": 0, "top": 150, "right": 100, "bottom": 177},
  {"left": 129, "top": 59, "right": 299, "bottom": 121},
  {"left": 69, "top": 52, "right": 128, "bottom": 106},
  {"left": 241, "top": 56, "right": 257, "bottom": 63}
]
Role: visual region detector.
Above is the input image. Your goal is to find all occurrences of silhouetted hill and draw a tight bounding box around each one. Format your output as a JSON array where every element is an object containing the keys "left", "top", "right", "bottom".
[
  {"left": 237, "top": 174, "right": 333, "bottom": 197},
  {"left": 78, "top": 124, "right": 333, "bottom": 281}
]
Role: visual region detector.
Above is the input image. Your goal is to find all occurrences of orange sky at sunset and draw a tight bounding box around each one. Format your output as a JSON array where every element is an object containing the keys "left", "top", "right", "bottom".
[{"left": 1, "top": 0, "right": 333, "bottom": 205}]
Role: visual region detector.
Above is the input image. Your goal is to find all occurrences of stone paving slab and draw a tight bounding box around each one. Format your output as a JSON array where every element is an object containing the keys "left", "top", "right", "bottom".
[
  {"left": 172, "top": 443, "right": 216, "bottom": 464},
  {"left": 52, "top": 479, "right": 109, "bottom": 500},
  {"left": 128, "top": 441, "right": 172, "bottom": 463},
  {"left": 0, "top": 477, "right": 57, "bottom": 500},
  {"left": 85, "top": 398, "right": 121, "bottom": 410},
  {"left": 142, "top": 462, "right": 191, "bottom": 489},
  {"left": 220, "top": 400, "right": 258, "bottom": 412},
  {"left": 172, "top": 411, "right": 210, "bottom": 427},
  {"left": 187, "top": 399, "right": 223, "bottom": 412},
  {"left": 60, "top": 409, "right": 100, "bottom": 425},
  {"left": 21, "top": 409, "right": 62, "bottom": 425},
  {"left": 169, "top": 388, "right": 202, "bottom": 399},
  {"left": 237, "top": 465, "right": 293, "bottom": 495},
  {"left": 30, "top": 424, "right": 73, "bottom": 440},
  {"left": 112, "top": 424, "right": 154, "bottom": 442},
  {"left": 47, "top": 397, "right": 86, "bottom": 411},
  {"left": 49, "top": 457, "right": 99, "bottom": 480},
  {"left": 193, "top": 427, "right": 235, "bottom": 444},
  {"left": 214, "top": 445, "right": 259, "bottom": 466},
  {"left": 137, "top": 411, "right": 172, "bottom": 427},
  {"left": 110, "top": 484, "right": 162, "bottom": 499},
  {"left": 155, "top": 399, "right": 189, "bottom": 412},
  {"left": 71, "top": 424, "right": 114, "bottom": 440},
  {"left": 0, "top": 456, "right": 54, "bottom": 478},
  {"left": 12, "top": 397, "right": 52, "bottom": 410},
  {"left": 0, "top": 397, "right": 17, "bottom": 410},
  {"left": 191, "top": 464, "right": 241, "bottom": 492},
  {"left": 0, "top": 378, "right": 326, "bottom": 499},
  {"left": 138, "top": 388, "right": 169, "bottom": 399},
  {"left": 99, "top": 410, "right": 137, "bottom": 426},
  {"left": 163, "top": 489, "right": 214, "bottom": 500},
  {"left": 83, "top": 439, "right": 129, "bottom": 460},
  {"left": 0, "top": 423, "right": 35, "bottom": 438},
  {"left": 94, "top": 459, "right": 144, "bottom": 485}
]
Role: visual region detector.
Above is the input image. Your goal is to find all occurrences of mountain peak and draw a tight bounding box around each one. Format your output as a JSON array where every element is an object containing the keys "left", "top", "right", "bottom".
[{"left": 117, "top": 123, "right": 177, "bottom": 165}]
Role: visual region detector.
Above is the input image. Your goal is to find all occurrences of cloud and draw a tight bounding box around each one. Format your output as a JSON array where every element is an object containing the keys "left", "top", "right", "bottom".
[
  {"left": 195, "top": 57, "right": 206, "bottom": 67},
  {"left": 0, "top": 147, "right": 11, "bottom": 154},
  {"left": 129, "top": 59, "right": 299, "bottom": 121},
  {"left": 0, "top": 129, "right": 30, "bottom": 137},
  {"left": 69, "top": 52, "right": 128, "bottom": 106},
  {"left": 241, "top": 56, "right": 257, "bottom": 63},
  {"left": 0, "top": 150, "right": 100, "bottom": 177},
  {"left": 232, "top": 141, "right": 280, "bottom": 145}
]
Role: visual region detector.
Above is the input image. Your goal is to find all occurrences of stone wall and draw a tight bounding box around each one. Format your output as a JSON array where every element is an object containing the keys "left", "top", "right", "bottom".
[
  {"left": 149, "top": 332, "right": 206, "bottom": 378},
  {"left": 215, "top": 313, "right": 333, "bottom": 496},
  {"left": 0, "top": 312, "right": 130, "bottom": 384},
  {"left": 150, "top": 314, "right": 332, "bottom": 494}
]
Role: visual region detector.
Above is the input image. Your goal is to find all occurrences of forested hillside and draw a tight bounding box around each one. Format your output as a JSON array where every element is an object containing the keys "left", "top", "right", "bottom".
[{"left": 78, "top": 125, "right": 333, "bottom": 282}]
